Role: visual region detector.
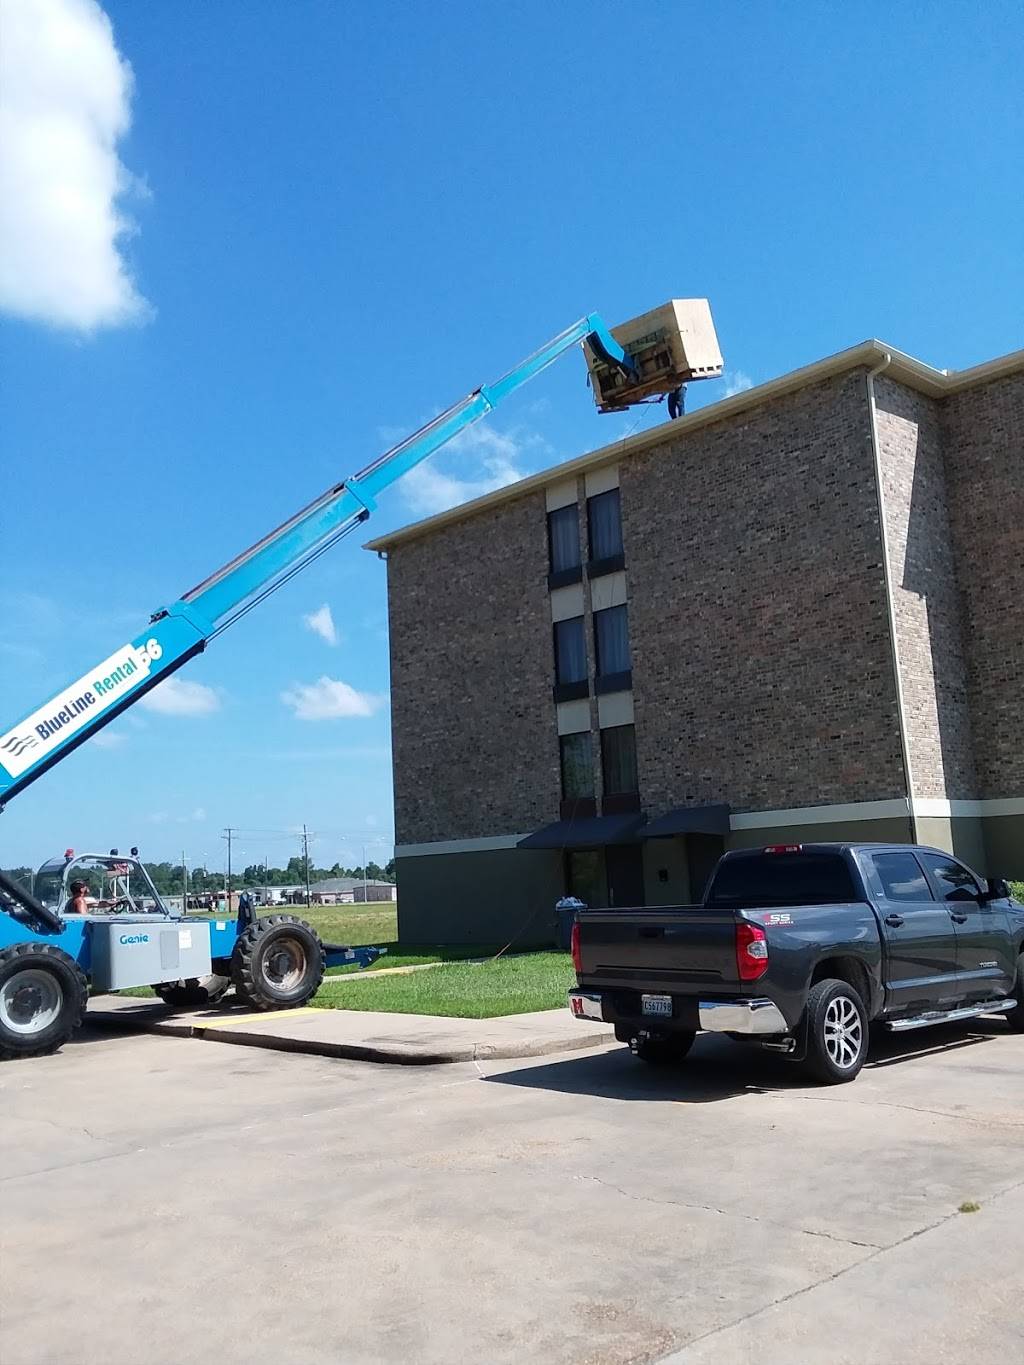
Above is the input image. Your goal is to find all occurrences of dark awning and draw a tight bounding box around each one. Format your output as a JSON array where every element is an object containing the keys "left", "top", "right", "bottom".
[
  {"left": 641, "top": 804, "right": 731, "bottom": 838},
  {"left": 517, "top": 813, "right": 646, "bottom": 850}
]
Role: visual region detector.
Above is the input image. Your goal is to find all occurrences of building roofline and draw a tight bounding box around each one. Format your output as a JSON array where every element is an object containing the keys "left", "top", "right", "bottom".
[{"left": 365, "top": 338, "right": 1024, "bottom": 552}]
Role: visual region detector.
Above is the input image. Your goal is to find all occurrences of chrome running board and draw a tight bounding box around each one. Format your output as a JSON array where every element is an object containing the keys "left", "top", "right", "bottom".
[{"left": 886, "top": 998, "right": 1015, "bottom": 1033}]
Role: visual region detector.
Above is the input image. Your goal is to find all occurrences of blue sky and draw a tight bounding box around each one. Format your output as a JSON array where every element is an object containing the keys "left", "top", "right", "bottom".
[{"left": 1, "top": 0, "right": 1021, "bottom": 872}]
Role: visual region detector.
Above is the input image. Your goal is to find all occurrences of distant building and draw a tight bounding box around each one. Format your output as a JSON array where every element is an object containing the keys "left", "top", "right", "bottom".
[{"left": 308, "top": 877, "right": 398, "bottom": 904}]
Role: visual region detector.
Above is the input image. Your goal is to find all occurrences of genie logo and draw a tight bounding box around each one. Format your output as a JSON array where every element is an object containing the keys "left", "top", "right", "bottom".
[{"left": 119, "top": 933, "right": 149, "bottom": 946}]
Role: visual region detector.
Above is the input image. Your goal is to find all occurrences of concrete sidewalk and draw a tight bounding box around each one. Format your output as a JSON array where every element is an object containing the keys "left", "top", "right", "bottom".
[{"left": 86, "top": 995, "right": 614, "bottom": 1064}]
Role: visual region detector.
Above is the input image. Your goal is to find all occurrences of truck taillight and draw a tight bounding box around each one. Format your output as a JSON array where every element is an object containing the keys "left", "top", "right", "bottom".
[
  {"left": 736, "top": 922, "right": 769, "bottom": 981},
  {"left": 570, "top": 920, "right": 582, "bottom": 974},
  {"left": 764, "top": 844, "right": 802, "bottom": 854}
]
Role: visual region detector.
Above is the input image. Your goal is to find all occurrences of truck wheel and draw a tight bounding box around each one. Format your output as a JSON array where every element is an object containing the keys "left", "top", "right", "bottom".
[
  {"left": 633, "top": 1031, "right": 696, "bottom": 1066},
  {"left": 1006, "top": 953, "right": 1024, "bottom": 1032},
  {"left": 0, "top": 944, "right": 88, "bottom": 1060},
  {"left": 802, "top": 978, "right": 868, "bottom": 1084},
  {"left": 153, "top": 976, "right": 230, "bottom": 1009},
  {"left": 231, "top": 915, "right": 324, "bottom": 1010}
]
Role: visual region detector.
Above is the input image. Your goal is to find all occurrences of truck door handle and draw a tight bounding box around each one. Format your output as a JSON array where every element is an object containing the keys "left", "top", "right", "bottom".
[
  {"left": 949, "top": 911, "right": 968, "bottom": 924},
  {"left": 884, "top": 913, "right": 905, "bottom": 928},
  {"left": 639, "top": 927, "right": 664, "bottom": 938}
]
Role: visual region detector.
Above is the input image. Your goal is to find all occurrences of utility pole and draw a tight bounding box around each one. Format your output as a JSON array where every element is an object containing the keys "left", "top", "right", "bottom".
[
  {"left": 302, "top": 825, "right": 311, "bottom": 908},
  {"left": 181, "top": 849, "right": 187, "bottom": 914},
  {"left": 362, "top": 843, "right": 367, "bottom": 905},
  {"left": 263, "top": 856, "right": 269, "bottom": 907},
  {"left": 223, "top": 827, "right": 234, "bottom": 914}
]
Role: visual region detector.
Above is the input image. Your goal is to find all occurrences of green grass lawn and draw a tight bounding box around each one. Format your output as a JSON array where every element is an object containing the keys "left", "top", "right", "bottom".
[
  {"left": 241, "top": 904, "right": 502, "bottom": 974},
  {"left": 313, "top": 952, "right": 574, "bottom": 1018},
  {"left": 191, "top": 903, "right": 398, "bottom": 945}
]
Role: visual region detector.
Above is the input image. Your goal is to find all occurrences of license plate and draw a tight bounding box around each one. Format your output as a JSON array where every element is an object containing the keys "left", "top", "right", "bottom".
[{"left": 641, "top": 993, "right": 673, "bottom": 1017}]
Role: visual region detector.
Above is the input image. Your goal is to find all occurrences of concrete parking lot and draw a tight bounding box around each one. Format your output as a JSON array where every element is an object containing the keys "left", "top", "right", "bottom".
[{"left": 1, "top": 1018, "right": 1022, "bottom": 1365}]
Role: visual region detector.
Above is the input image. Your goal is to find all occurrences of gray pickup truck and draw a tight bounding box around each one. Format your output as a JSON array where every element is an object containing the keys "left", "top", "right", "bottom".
[{"left": 569, "top": 842, "right": 1024, "bottom": 1084}]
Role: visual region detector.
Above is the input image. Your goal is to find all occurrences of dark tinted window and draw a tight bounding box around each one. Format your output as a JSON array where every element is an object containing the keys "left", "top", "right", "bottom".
[
  {"left": 587, "top": 489, "right": 623, "bottom": 561},
  {"left": 560, "top": 732, "right": 594, "bottom": 800},
  {"left": 594, "top": 604, "right": 631, "bottom": 676},
  {"left": 872, "top": 852, "right": 932, "bottom": 902},
  {"left": 707, "top": 853, "right": 857, "bottom": 908},
  {"left": 553, "top": 617, "right": 586, "bottom": 684},
  {"left": 548, "top": 505, "right": 580, "bottom": 574},
  {"left": 919, "top": 853, "right": 982, "bottom": 902},
  {"left": 600, "top": 724, "right": 638, "bottom": 795}
]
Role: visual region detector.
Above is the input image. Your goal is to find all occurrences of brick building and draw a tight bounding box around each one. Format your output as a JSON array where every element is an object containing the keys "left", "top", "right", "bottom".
[{"left": 367, "top": 340, "right": 1023, "bottom": 945}]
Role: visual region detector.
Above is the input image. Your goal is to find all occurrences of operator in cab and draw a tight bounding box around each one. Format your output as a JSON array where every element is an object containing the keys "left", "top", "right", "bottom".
[{"left": 66, "top": 881, "right": 91, "bottom": 914}]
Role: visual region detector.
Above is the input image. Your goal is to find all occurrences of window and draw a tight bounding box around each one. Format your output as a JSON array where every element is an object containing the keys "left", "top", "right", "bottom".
[
  {"left": 601, "top": 724, "right": 638, "bottom": 796},
  {"left": 593, "top": 604, "right": 631, "bottom": 684},
  {"left": 553, "top": 617, "right": 588, "bottom": 700},
  {"left": 919, "top": 853, "right": 982, "bottom": 902},
  {"left": 871, "top": 852, "right": 933, "bottom": 903},
  {"left": 547, "top": 505, "right": 581, "bottom": 582},
  {"left": 707, "top": 853, "right": 857, "bottom": 908},
  {"left": 587, "top": 488, "right": 624, "bottom": 570},
  {"left": 560, "top": 732, "right": 594, "bottom": 801}
]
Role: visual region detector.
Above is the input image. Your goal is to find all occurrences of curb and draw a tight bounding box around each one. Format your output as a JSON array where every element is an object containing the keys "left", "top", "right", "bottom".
[{"left": 84, "top": 1006, "right": 613, "bottom": 1065}]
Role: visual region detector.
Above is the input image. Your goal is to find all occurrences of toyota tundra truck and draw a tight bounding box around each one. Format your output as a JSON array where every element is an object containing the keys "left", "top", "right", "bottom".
[{"left": 568, "top": 843, "right": 1024, "bottom": 1084}]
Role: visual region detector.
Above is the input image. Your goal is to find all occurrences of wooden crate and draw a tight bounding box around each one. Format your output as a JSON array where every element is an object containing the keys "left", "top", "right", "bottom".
[{"left": 584, "top": 299, "right": 723, "bottom": 412}]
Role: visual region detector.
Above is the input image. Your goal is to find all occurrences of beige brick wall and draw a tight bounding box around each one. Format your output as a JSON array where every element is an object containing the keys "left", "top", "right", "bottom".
[
  {"left": 874, "top": 377, "right": 976, "bottom": 799},
  {"left": 386, "top": 488, "right": 559, "bottom": 843},
  {"left": 943, "top": 373, "right": 1024, "bottom": 797},
  {"left": 622, "top": 372, "right": 907, "bottom": 812}
]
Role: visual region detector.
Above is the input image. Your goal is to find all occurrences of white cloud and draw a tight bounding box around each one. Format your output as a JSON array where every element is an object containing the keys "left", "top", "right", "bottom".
[
  {"left": 400, "top": 421, "right": 549, "bottom": 516},
  {"left": 723, "top": 371, "right": 754, "bottom": 398},
  {"left": 91, "top": 730, "right": 125, "bottom": 749},
  {"left": 175, "top": 806, "right": 206, "bottom": 823},
  {"left": 303, "top": 603, "right": 338, "bottom": 646},
  {"left": 138, "top": 677, "right": 220, "bottom": 717},
  {"left": 281, "top": 677, "right": 383, "bottom": 721},
  {"left": 0, "top": 0, "right": 150, "bottom": 331}
]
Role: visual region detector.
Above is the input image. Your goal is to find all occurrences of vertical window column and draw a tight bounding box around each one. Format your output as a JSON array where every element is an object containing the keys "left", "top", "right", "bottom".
[
  {"left": 601, "top": 723, "right": 640, "bottom": 813},
  {"left": 559, "top": 731, "right": 596, "bottom": 818},
  {"left": 547, "top": 504, "right": 582, "bottom": 588},
  {"left": 553, "top": 617, "right": 588, "bottom": 701},
  {"left": 593, "top": 603, "right": 632, "bottom": 693},
  {"left": 587, "top": 487, "right": 624, "bottom": 575}
]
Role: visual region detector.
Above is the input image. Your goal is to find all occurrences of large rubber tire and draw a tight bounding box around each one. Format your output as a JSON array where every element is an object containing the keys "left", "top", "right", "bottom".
[
  {"left": 801, "top": 978, "right": 869, "bottom": 1085},
  {"left": 153, "top": 976, "right": 231, "bottom": 1009},
  {"left": 633, "top": 1031, "right": 696, "bottom": 1066},
  {"left": 1005, "top": 953, "right": 1024, "bottom": 1032},
  {"left": 231, "top": 915, "right": 324, "bottom": 1011},
  {"left": 0, "top": 943, "right": 88, "bottom": 1060}
]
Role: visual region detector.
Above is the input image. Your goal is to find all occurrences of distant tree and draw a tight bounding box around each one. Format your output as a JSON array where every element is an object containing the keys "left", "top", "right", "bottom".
[{"left": 1, "top": 867, "right": 34, "bottom": 891}]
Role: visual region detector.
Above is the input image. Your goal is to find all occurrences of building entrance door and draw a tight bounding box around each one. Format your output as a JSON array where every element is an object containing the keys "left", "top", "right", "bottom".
[
  {"left": 606, "top": 844, "right": 645, "bottom": 908},
  {"left": 566, "top": 849, "right": 605, "bottom": 908}
]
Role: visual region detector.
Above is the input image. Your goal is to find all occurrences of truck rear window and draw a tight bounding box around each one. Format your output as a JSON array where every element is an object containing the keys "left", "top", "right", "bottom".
[{"left": 706, "top": 853, "right": 857, "bottom": 908}]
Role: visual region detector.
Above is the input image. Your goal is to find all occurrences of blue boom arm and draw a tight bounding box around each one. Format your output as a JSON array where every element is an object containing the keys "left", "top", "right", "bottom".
[{"left": 0, "top": 315, "right": 635, "bottom": 808}]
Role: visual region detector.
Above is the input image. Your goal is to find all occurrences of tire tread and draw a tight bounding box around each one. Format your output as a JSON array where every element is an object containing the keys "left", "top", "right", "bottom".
[{"left": 0, "top": 943, "right": 88, "bottom": 1060}]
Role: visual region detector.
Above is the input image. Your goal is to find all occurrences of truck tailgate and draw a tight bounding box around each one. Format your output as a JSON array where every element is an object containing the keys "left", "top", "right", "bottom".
[{"left": 576, "top": 907, "right": 740, "bottom": 993}]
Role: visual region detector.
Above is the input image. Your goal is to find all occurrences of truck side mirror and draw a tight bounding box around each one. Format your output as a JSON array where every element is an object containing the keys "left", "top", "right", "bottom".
[{"left": 984, "top": 877, "right": 1010, "bottom": 902}]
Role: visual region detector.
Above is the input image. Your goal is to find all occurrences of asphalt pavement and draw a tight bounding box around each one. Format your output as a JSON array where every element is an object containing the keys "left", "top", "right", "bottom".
[{"left": 1, "top": 1014, "right": 1021, "bottom": 1364}]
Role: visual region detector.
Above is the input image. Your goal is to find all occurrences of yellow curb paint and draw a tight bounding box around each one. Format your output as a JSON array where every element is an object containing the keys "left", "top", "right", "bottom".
[{"left": 198, "top": 1007, "right": 321, "bottom": 1029}]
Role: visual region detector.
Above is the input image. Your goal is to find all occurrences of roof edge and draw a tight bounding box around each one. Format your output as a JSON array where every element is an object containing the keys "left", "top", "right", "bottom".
[{"left": 365, "top": 338, "right": 1023, "bottom": 552}]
